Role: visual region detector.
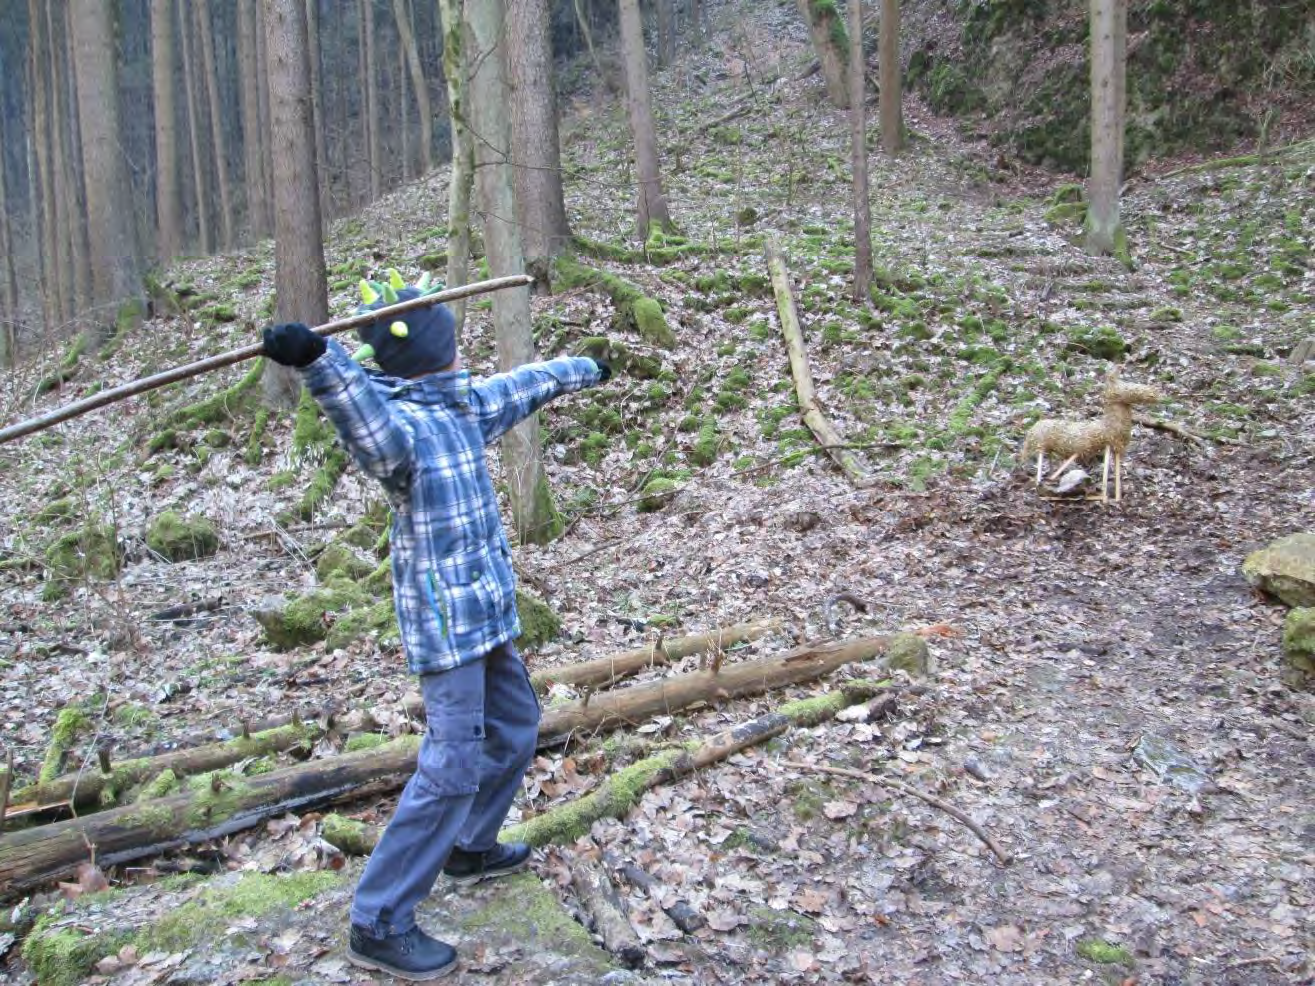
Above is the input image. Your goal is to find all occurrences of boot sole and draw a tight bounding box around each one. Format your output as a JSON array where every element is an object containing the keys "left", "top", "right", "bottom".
[
  {"left": 346, "top": 948, "right": 457, "bottom": 981},
  {"left": 445, "top": 856, "right": 530, "bottom": 887}
]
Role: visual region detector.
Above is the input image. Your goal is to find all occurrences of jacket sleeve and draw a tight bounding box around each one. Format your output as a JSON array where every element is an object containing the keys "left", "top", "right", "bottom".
[
  {"left": 301, "top": 339, "right": 415, "bottom": 491},
  {"left": 470, "top": 356, "right": 602, "bottom": 443}
]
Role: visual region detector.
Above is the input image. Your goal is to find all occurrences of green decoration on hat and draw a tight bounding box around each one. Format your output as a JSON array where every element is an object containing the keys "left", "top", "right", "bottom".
[{"left": 387, "top": 268, "right": 406, "bottom": 291}]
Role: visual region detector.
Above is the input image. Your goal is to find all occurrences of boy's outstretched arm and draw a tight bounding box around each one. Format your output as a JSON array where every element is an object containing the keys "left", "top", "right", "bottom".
[
  {"left": 472, "top": 355, "right": 610, "bottom": 442},
  {"left": 264, "top": 323, "right": 415, "bottom": 491}
]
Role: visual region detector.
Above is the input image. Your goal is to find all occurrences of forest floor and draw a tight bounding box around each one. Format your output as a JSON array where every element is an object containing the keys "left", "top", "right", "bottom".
[{"left": 2, "top": 1, "right": 1313, "bottom": 984}]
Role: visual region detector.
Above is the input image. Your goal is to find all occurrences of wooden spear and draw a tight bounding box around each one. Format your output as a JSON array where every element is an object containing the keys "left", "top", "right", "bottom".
[{"left": 0, "top": 273, "right": 534, "bottom": 446}]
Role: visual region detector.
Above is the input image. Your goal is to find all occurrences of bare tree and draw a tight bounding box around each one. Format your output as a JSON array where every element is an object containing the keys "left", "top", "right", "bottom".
[
  {"left": 361, "top": 0, "right": 381, "bottom": 200},
  {"left": 62, "top": 0, "right": 93, "bottom": 314},
  {"left": 198, "top": 0, "right": 235, "bottom": 248},
  {"left": 45, "top": 0, "right": 72, "bottom": 329},
  {"left": 438, "top": 0, "right": 474, "bottom": 335},
  {"left": 391, "top": 0, "right": 432, "bottom": 173},
  {"left": 509, "top": 0, "right": 571, "bottom": 271},
  {"left": 879, "top": 0, "right": 903, "bottom": 154},
  {"left": 618, "top": 0, "right": 673, "bottom": 239},
  {"left": 69, "top": 0, "right": 141, "bottom": 317},
  {"left": 467, "top": 0, "right": 562, "bottom": 544},
  {"left": 180, "top": 1, "right": 211, "bottom": 253},
  {"left": 0, "top": 60, "right": 18, "bottom": 361},
  {"left": 1087, "top": 0, "right": 1128, "bottom": 261},
  {"left": 152, "top": 0, "right": 183, "bottom": 261},
  {"left": 796, "top": 0, "right": 849, "bottom": 108},
  {"left": 238, "top": 0, "right": 271, "bottom": 238},
  {"left": 848, "top": 0, "right": 872, "bottom": 303},
  {"left": 28, "top": 0, "right": 58, "bottom": 329},
  {"left": 655, "top": 0, "right": 676, "bottom": 67},
  {"left": 262, "top": 0, "right": 329, "bottom": 407},
  {"left": 306, "top": 0, "right": 328, "bottom": 192}
]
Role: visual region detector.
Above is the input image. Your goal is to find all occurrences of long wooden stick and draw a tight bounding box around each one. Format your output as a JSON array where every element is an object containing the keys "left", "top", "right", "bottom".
[
  {"left": 0, "top": 274, "right": 534, "bottom": 446},
  {"left": 782, "top": 760, "right": 1013, "bottom": 865}
]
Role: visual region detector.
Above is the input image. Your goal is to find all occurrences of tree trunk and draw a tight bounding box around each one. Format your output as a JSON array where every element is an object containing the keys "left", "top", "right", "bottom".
[
  {"left": 198, "top": 0, "right": 235, "bottom": 248},
  {"left": 44, "top": 0, "right": 72, "bottom": 331},
  {"left": 180, "top": 1, "right": 212, "bottom": 253},
  {"left": 529, "top": 619, "right": 780, "bottom": 692},
  {"left": 848, "top": 0, "right": 872, "bottom": 303},
  {"left": 438, "top": 0, "right": 474, "bottom": 335},
  {"left": 690, "top": 0, "right": 702, "bottom": 42},
  {"left": 306, "top": 0, "right": 328, "bottom": 200},
  {"left": 262, "top": 0, "right": 330, "bottom": 408},
  {"left": 1086, "top": 0, "right": 1127, "bottom": 261},
  {"left": 238, "top": 0, "right": 271, "bottom": 239},
  {"left": 69, "top": 0, "right": 142, "bottom": 313},
  {"left": 0, "top": 94, "right": 18, "bottom": 362},
  {"left": 391, "top": 0, "right": 432, "bottom": 173},
  {"left": 27, "top": 0, "right": 58, "bottom": 331},
  {"left": 61, "top": 0, "right": 94, "bottom": 316},
  {"left": 151, "top": 0, "right": 183, "bottom": 261},
  {"left": 879, "top": 0, "right": 903, "bottom": 153},
  {"left": 399, "top": 33, "right": 411, "bottom": 180},
  {"left": 256, "top": 1, "right": 275, "bottom": 225},
  {"left": 767, "top": 236, "right": 870, "bottom": 484},
  {"left": 508, "top": 0, "right": 571, "bottom": 270},
  {"left": 795, "top": 0, "right": 850, "bottom": 108},
  {"left": 362, "top": 0, "right": 381, "bottom": 200},
  {"left": 618, "top": 0, "right": 672, "bottom": 240},
  {"left": 468, "top": 0, "right": 561, "bottom": 544},
  {"left": 655, "top": 0, "right": 675, "bottom": 67}
]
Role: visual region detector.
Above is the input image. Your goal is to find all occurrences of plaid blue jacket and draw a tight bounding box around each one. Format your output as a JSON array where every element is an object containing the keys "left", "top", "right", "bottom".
[{"left": 303, "top": 339, "right": 602, "bottom": 675}]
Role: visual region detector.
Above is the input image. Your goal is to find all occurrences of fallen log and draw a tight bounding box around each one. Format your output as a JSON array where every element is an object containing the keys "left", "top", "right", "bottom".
[
  {"left": 7, "top": 722, "right": 324, "bottom": 817},
  {"left": 571, "top": 857, "right": 646, "bottom": 967},
  {"left": 615, "top": 859, "right": 705, "bottom": 934},
  {"left": 529, "top": 618, "right": 780, "bottom": 692},
  {"left": 322, "top": 676, "right": 911, "bottom": 857},
  {"left": 765, "top": 236, "right": 870, "bottom": 485}
]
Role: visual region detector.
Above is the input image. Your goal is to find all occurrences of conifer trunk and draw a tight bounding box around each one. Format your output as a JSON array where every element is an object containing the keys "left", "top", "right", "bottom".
[
  {"left": 1087, "top": 0, "right": 1128, "bottom": 261},
  {"left": 238, "top": 0, "right": 271, "bottom": 238},
  {"left": 306, "top": 0, "right": 328, "bottom": 197},
  {"left": 879, "top": 0, "right": 903, "bottom": 153},
  {"left": 179, "top": 1, "right": 212, "bottom": 254},
  {"left": 362, "top": 0, "right": 381, "bottom": 200},
  {"left": 45, "top": 0, "right": 72, "bottom": 331},
  {"left": 391, "top": 0, "right": 432, "bottom": 173},
  {"left": 618, "top": 0, "right": 673, "bottom": 239},
  {"left": 848, "top": 0, "right": 872, "bottom": 303},
  {"left": 27, "top": 0, "right": 58, "bottom": 331},
  {"left": 152, "top": 0, "right": 183, "bottom": 261},
  {"left": 198, "top": 0, "right": 235, "bottom": 248}
]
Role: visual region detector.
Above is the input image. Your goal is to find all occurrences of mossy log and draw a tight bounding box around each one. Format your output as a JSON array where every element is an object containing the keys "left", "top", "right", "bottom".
[
  {"left": 765, "top": 237, "right": 870, "bottom": 485},
  {"left": 8, "top": 723, "right": 323, "bottom": 815},
  {"left": 0, "top": 737, "right": 420, "bottom": 898},
  {"left": 529, "top": 618, "right": 780, "bottom": 692},
  {"left": 322, "top": 677, "right": 905, "bottom": 857}
]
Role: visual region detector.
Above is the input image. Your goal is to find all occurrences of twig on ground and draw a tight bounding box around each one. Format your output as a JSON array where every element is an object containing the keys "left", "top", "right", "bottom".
[{"left": 781, "top": 760, "right": 1013, "bottom": 865}]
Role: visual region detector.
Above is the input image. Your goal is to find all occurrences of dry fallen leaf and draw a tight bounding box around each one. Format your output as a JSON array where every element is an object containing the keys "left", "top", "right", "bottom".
[
  {"left": 986, "top": 924, "right": 1023, "bottom": 952},
  {"left": 705, "top": 909, "right": 748, "bottom": 932},
  {"left": 822, "top": 799, "right": 858, "bottom": 820}
]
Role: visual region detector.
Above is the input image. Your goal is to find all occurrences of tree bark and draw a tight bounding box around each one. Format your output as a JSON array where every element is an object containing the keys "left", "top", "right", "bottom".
[
  {"left": 198, "top": 0, "right": 235, "bottom": 249},
  {"left": 151, "top": 0, "right": 183, "bottom": 261},
  {"left": 879, "top": 0, "right": 903, "bottom": 153},
  {"left": 305, "top": 0, "right": 328, "bottom": 200},
  {"left": 654, "top": 0, "right": 676, "bottom": 68},
  {"left": 61, "top": 0, "right": 94, "bottom": 316},
  {"left": 1086, "top": 0, "right": 1127, "bottom": 260},
  {"left": 529, "top": 619, "right": 781, "bottom": 692},
  {"left": 256, "top": 0, "right": 276, "bottom": 224},
  {"left": 508, "top": 0, "right": 571, "bottom": 270},
  {"left": 27, "top": 0, "right": 58, "bottom": 331},
  {"left": 690, "top": 0, "right": 702, "bottom": 43},
  {"left": 795, "top": 0, "right": 850, "bottom": 108},
  {"left": 391, "top": 0, "right": 432, "bottom": 173},
  {"left": 238, "top": 0, "right": 271, "bottom": 239},
  {"left": 766, "top": 236, "right": 870, "bottom": 484},
  {"left": 361, "top": 0, "right": 381, "bottom": 200},
  {"left": 69, "top": 0, "right": 142, "bottom": 311},
  {"left": 179, "top": 0, "right": 212, "bottom": 253},
  {"left": 572, "top": 859, "right": 646, "bottom": 967},
  {"left": 468, "top": 0, "right": 561, "bottom": 545},
  {"left": 618, "top": 0, "right": 672, "bottom": 239},
  {"left": 848, "top": 0, "right": 872, "bottom": 304},
  {"left": 45, "top": 0, "right": 72, "bottom": 331},
  {"left": 0, "top": 81, "right": 18, "bottom": 361},
  {"left": 262, "top": 0, "right": 329, "bottom": 408},
  {"left": 438, "top": 0, "right": 474, "bottom": 335}
]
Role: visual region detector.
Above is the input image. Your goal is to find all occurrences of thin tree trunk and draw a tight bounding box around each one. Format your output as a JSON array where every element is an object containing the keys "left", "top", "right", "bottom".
[
  {"left": 618, "top": 0, "right": 673, "bottom": 240},
  {"left": 28, "top": 0, "right": 58, "bottom": 331},
  {"left": 795, "top": 0, "right": 850, "bottom": 108},
  {"left": 879, "top": 0, "right": 902, "bottom": 153},
  {"left": 849, "top": 0, "right": 872, "bottom": 303},
  {"left": 152, "top": 0, "right": 183, "bottom": 261},
  {"left": 0, "top": 95, "right": 18, "bottom": 363},
  {"left": 1086, "top": 0, "right": 1128, "bottom": 260},
  {"left": 306, "top": 0, "right": 328, "bottom": 200},
  {"left": 399, "top": 36, "right": 411, "bottom": 180},
  {"left": 256, "top": 2, "right": 275, "bottom": 224},
  {"left": 467, "top": 0, "right": 561, "bottom": 545},
  {"left": 62, "top": 0, "right": 93, "bottom": 316},
  {"left": 655, "top": 0, "right": 675, "bottom": 67},
  {"left": 362, "top": 0, "right": 381, "bottom": 200},
  {"left": 391, "top": 0, "right": 432, "bottom": 173},
  {"left": 438, "top": 0, "right": 474, "bottom": 335},
  {"left": 509, "top": 0, "right": 571, "bottom": 270},
  {"left": 238, "top": 0, "right": 271, "bottom": 238},
  {"left": 180, "top": 1, "right": 212, "bottom": 253},
  {"left": 198, "top": 0, "right": 235, "bottom": 248},
  {"left": 69, "top": 0, "right": 142, "bottom": 313},
  {"left": 690, "top": 0, "right": 702, "bottom": 42},
  {"left": 44, "top": 0, "right": 72, "bottom": 331},
  {"left": 262, "top": 0, "right": 330, "bottom": 408}
]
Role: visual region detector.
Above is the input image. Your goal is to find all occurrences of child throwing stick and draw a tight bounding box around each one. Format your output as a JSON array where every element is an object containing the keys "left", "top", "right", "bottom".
[{"left": 263, "top": 271, "right": 610, "bottom": 980}]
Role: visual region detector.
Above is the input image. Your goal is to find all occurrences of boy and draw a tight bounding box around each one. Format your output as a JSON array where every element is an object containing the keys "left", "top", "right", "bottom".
[{"left": 263, "top": 277, "right": 610, "bottom": 980}]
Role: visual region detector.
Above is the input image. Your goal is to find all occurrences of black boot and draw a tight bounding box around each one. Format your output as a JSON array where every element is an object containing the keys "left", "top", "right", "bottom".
[
  {"left": 347, "top": 924, "right": 457, "bottom": 981},
  {"left": 443, "top": 841, "right": 532, "bottom": 886}
]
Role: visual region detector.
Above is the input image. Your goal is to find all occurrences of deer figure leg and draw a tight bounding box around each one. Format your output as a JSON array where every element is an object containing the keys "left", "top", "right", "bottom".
[
  {"left": 1035, "top": 453, "right": 1045, "bottom": 485},
  {"left": 1049, "top": 454, "right": 1081, "bottom": 482},
  {"left": 1100, "top": 446, "right": 1111, "bottom": 502},
  {"left": 1114, "top": 450, "right": 1123, "bottom": 502}
]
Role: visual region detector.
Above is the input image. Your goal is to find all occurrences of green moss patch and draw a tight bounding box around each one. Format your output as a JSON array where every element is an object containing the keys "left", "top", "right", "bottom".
[
  {"left": 146, "top": 511, "right": 220, "bottom": 562},
  {"left": 517, "top": 589, "right": 561, "bottom": 651}
]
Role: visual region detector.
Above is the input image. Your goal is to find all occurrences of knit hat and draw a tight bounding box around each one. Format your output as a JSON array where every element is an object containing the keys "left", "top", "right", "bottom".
[{"left": 354, "top": 270, "right": 456, "bottom": 378}]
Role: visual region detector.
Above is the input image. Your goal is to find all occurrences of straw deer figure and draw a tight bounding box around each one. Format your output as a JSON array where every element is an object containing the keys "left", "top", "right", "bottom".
[{"left": 1022, "top": 368, "right": 1161, "bottom": 502}]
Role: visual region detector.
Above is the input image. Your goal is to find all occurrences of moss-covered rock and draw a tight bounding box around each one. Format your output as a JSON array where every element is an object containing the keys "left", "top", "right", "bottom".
[
  {"left": 44, "top": 522, "right": 122, "bottom": 586},
  {"left": 638, "top": 477, "right": 680, "bottom": 512},
  {"left": 552, "top": 257, "right": 676, "bottom": 350},
  {"left": 1282, "top": 607, "right": 1315, "bottom": 691},
  {"left": 314, "top": 543, "right": 374, "bottom": 583},
  {"left": 1065, "top": 324, "right": 1127, "bottom": 362},
  {"left": 885, "top": 632, "right": 931, "bottom": 678},
  {"left": 1243, "top": 533, "right": 1315, "bottom": 608},
  {"left": 325, "top": 598, "right": 398, "bottom": 650},
  {"left": 146, "top": 511, "right": 220, "bottom": 562},
  {"left": 516, "top": 589, "right": 561, "bottom": 651},
  {"left": 691, "top": 419, "right": 720, "bottom": 466},
  {"left": 252, "top": 582, "right": 371, "bottom": 650}
]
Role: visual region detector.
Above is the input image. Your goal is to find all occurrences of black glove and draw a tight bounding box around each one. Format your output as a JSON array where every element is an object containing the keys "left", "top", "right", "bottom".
[
  {"left": 263, "top": 322, "right": 326, "bottom": 368},
  {"left": 593, "top": 358, "right": 612, "bottom": 382}
]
